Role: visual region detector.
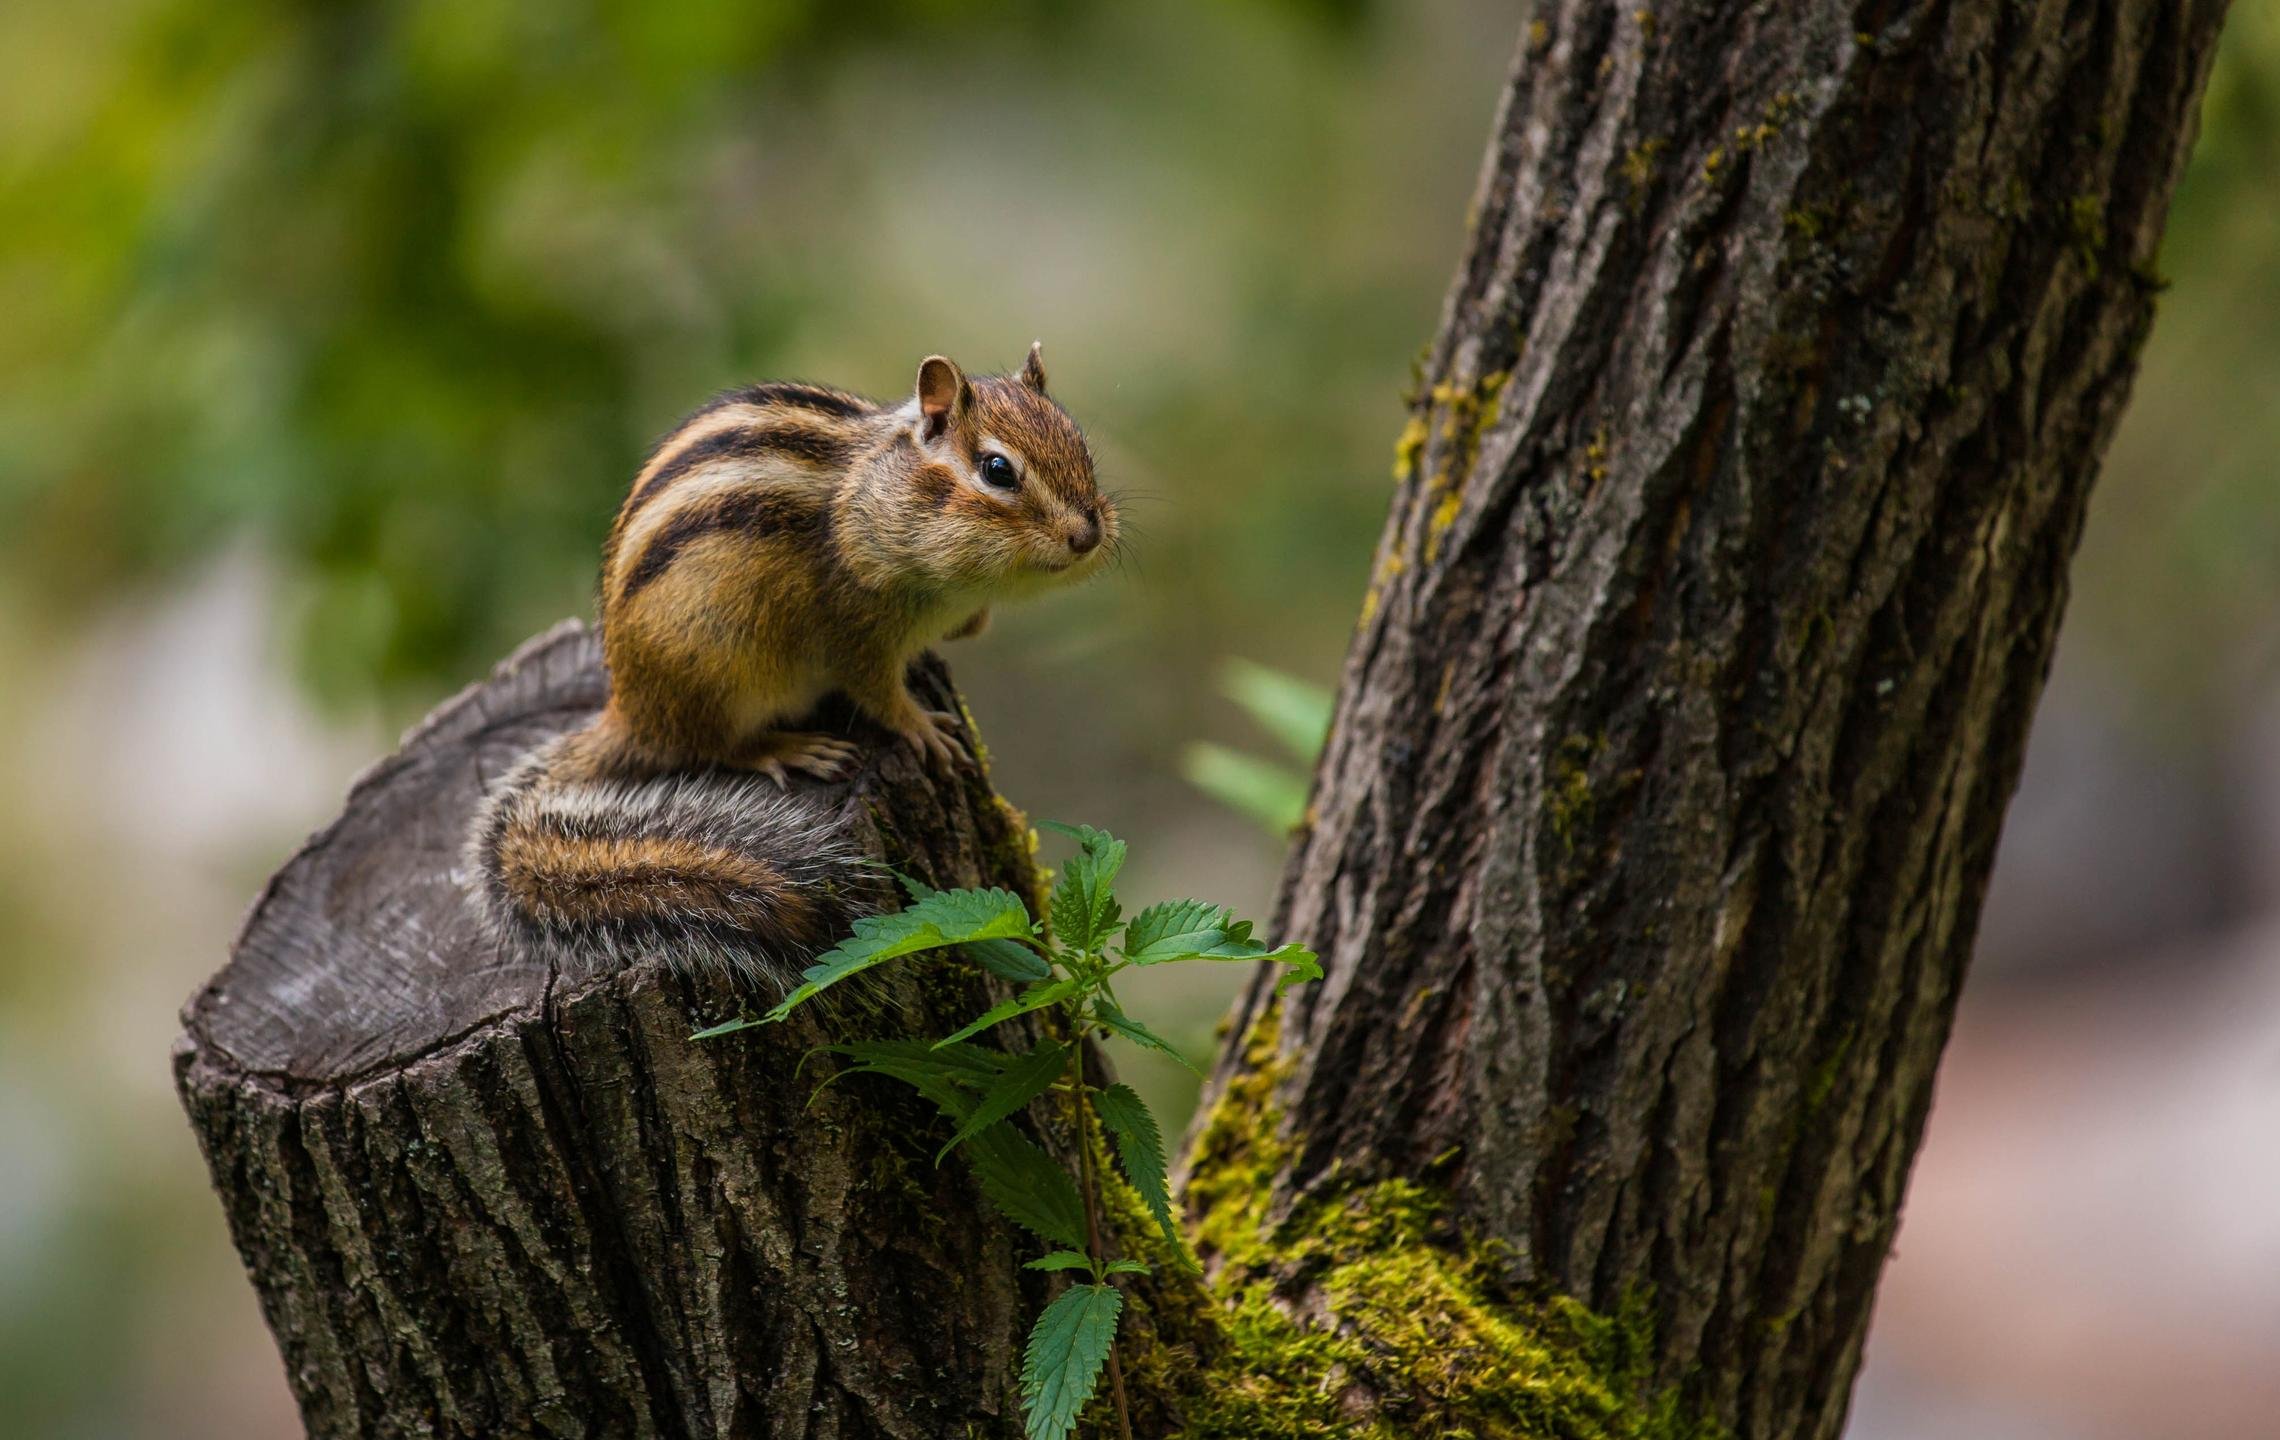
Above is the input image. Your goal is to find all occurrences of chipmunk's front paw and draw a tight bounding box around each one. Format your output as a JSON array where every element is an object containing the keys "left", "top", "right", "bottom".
[{"left": 895, "top": 709, "right": 965, "bottom": 770}]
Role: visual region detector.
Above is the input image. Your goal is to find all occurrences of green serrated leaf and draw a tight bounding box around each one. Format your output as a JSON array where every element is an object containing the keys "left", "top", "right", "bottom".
[
  {"left": 1260, "top": 943, "right": 1326, "bottom": 994},
  {"left": 936, "top": 1041, "right": 1069, "bottom": 1164},
  {"left": 1120, "top": 910, "right": 1323, "bottom": 996},
  {"left": 1048, "top": 884, "right": 1121, "bottom": 961},
  {"left": 1094, "top": 1083, "right": 1188, "bottom": 1265},
  {"left": 967, "top": 937, "right": 1054, "bottom": 983},
  {"left": 965, "top": 1124, "right": 1088, "bottom": 1251},
  {"left": 764, "top": 887, "right": 1033, "bottom": 1021},
  {"left": 891, "top": 868, "right": 937, "bottom": 902},
  {"left": 832, "top": 1039, "right": 1007, "bottom": 1085},
  {"left": 1123, "top": 932, "right": 1252, "bottom": 965},
  {"left": 1021, "top": 1283, "right": 1123, "bottom": 1440},
  {"left": 822, "top": 1041, "right": 1004, "bottom": 1124},
  {"left": 935, "top": 977, "right": 1081, "bottom": 1049},
  {"left": 826, "top": 1064, "right": 971, "bottom": 1125},
  {"left": 689, "top": 1015, "right": 763, "bottom": 1041},
  {"left": 1103, "top": 1259, "right": 1150, "bottom": 1276},
  {"left": 1120, "top": 898, "right": 1233, "bottom": 963},
  {"left": 1043, "top": 823, "right": 1126, "bottom": 956},
  {"left": 1024, "top": 1250, "right": 1095, "bottom": 1273},
  {"left": 1093, "top": 999, "right": 1205, "bottom": 1077}
]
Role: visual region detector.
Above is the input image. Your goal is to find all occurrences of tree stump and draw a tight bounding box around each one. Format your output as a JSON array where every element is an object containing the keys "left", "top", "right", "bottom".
[{"left": 175, "top": 621, "right": 1053, "bottom": 1439}]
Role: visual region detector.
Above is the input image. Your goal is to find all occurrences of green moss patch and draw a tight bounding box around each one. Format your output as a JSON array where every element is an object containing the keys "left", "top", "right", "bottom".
[{"left": 1171, "top": 1013, "right": 1715, "bottom": 1439}]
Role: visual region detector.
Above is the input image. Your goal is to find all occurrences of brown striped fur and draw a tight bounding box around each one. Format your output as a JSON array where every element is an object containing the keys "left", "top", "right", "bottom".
[
  {"left": 465, "top": 735, "right": 870, "bottom": 984},
  {"left": 591, "top": 346, "right": 1115, "bottom": 779},
  {"left": 465, "top": 347, "right": 1112, "bottom": 979},
  {"left": 494, "top": 829, "right": 816, "bottom": 934}
]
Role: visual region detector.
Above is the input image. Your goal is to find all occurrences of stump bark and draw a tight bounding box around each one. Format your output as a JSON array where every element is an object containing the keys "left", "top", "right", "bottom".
[{"left": 176, "top": 622, "right": 1059, "bottom": 1438}]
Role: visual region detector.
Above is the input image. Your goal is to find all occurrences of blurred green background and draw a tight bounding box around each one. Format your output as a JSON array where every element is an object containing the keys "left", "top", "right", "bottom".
[{"left": 2, "top": 3, "right": 2276, "bottom": 1437}]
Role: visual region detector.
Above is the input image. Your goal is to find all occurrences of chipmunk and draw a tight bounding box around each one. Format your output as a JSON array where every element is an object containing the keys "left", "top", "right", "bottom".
[{"left": 466, "top": 345, "right": 1116, "bottom": 980}]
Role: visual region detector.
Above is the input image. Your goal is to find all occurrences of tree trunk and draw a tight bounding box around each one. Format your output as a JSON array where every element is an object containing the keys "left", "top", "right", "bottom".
[
  {"left": 181, "top": 4, "right": 2232, "bottom": 1437},
  {"left": 1195, "top": 2, "right": 2228, "bottom": 1438}
]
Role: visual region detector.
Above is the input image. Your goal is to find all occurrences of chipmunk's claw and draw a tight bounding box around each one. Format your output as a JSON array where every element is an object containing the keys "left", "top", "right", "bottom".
[
  {"left": 784, "top": 735, "right": 860, "bottom": 779},
  {"left": 898, "top": 710, "right": 965, "bottom": 770}
]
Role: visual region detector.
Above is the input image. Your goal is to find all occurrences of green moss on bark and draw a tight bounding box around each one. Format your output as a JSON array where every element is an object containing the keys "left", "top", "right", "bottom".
[{"left": 1168, "top": 1011, "right": 1716, "bottom": 1439}]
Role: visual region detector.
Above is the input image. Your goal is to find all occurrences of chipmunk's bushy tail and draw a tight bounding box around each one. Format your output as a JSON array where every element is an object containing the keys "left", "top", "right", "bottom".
[{"left": 465, "top": 734, "right": 866, "bottom": 987}]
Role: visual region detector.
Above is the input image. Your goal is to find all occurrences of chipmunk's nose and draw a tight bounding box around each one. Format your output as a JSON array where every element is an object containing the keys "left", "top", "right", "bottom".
[{"left": 1068, "top": 508, "right": 1102, "bottom": 555}]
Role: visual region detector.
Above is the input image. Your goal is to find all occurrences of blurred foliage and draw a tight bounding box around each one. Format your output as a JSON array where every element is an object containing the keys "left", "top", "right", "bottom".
[
  {"left": 0, "top": 0, "right": 1444, "bottom": 712},
  {"left": 3, "top": 0, "right": 2272, "bottom": 724},
  {"left": 1183, "top": 658, "right": 1330, "bottom": 833},
  {"left": 2071, "top": 3, "right": 2280, "bottom": 724},
  {"left": 2, "top": 5, "right": 1491, "bottom": 1433}
]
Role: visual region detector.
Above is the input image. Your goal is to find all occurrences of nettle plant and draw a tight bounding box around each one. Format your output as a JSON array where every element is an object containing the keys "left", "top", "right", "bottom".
[{"left": 696, "top": 823, "right": 1320, "bottom": 1440}]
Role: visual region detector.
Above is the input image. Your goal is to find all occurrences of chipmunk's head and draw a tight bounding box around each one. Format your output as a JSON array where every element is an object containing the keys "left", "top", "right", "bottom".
[{"left": 874, "top": 344, "right": 1117, "bottom": 594}]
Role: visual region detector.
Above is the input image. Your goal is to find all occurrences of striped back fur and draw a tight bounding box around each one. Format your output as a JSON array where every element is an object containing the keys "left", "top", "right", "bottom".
[
  {"left": 465, "top": 732, "right": 871, "bottom": 987},
  {"left": 600, "top": 381, "right": 880, "bottom": 621},
  {"left": 587, "top": 354, "right": 1110, "bottom": 772}
]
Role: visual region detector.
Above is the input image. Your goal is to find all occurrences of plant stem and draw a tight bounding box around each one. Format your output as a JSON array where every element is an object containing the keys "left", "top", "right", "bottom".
[{"left": 1065, "top": 1040, "right": 1133, "bottom": 1440}]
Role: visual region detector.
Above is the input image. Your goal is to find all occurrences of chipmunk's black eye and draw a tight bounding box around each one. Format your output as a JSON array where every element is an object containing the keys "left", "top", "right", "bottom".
[{"left": 979, "top": 453, "right": 1020, "bottom": 490}]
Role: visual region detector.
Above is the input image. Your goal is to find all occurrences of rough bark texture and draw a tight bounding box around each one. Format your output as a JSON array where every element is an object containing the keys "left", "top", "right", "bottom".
[
  {"left": 1202, "top": 3, "right": 2227, "bottom": 1439},
  {"left": 177, "top": 622, "right": 1066, "bottom": 1438}
]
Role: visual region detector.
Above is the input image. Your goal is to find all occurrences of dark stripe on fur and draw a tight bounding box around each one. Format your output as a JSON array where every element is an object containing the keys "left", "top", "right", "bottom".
[
  {"left": 633, "top": 383, "right": 873, "bottom": 482},
  {"left": 912, "top": 463, "right": 958, "bottom": 510},
  {"left": 620, "top": 488, "right": 826, "bottom": 600},
  {"left": 728, "top": 382, "right": 872, "bottom": 419},
  {"left": 815, "top": 504, "right": 846, "bottom": 584},
  {"left": 628, "top": 423, "right": 858, "bottom": 513}
]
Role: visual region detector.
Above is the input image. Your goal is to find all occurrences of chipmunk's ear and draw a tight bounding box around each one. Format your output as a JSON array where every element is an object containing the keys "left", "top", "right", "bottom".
[
  {"left": 916, "top": 356, "right": 970, "bottom": 440},
  {"left": 1018, "top": 340, "right": 1048, "bottom": 395}
]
